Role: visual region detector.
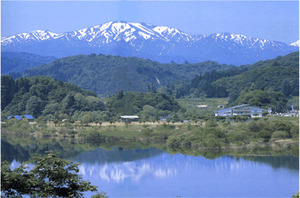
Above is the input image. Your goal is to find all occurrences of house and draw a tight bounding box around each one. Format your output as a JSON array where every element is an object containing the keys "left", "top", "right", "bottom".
[
  {"left": 7, "top": 115, "right": 35, "bottom": 122},
  {"left": 214, "top": 104, "right": 269, "bottom": 118},
  {"left": 7, "top": 115, "right": 22, "bottom": 120},
  {"left": 120, "top": 115, "right": 139, "bottom": 122},
  {"left": 22, "top": 115, "right": 35, "bottom": 122}
]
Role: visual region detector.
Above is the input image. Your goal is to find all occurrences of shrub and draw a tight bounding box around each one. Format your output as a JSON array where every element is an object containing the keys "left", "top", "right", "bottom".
[
  {"left": 161, "top": 124, "right": 175, "bottom": 130},
  {"left": 205, "top": 120, "right": 218, "bottom": 127},
  {"left": 271, "top": 120, "right": 292, "bottom": 132},
  {"left": 166, "top": 136, "right": 182, "bottom": 149},
  {"left": 290, "top": 125, "right": 299, "bottom": 139},
  {"left": 258, "top": 129, "right": 273, "bottom": 142},
  {"left": 228, "top": 130, "right": 249, "bottom": 143},
  {"left": 200, "top": 135, "right": 223, "bottom": 149},
  {"left": 78, "top": 129, "right": 104, "bottom": 140},
  {"left": 187, "top": 124, "right": 193, "bottom": 131},
  {"left": 271, "top": 131, "right": 289, "bottom": 140},
  {"left": 248, "top": 122, "right": 260, "bottom": 132},
  {"left": 142, "top": 128, "right": 153, "bottom": 136}
]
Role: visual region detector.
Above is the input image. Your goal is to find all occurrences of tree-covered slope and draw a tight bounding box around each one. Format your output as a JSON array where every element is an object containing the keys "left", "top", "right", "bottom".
[
  {"left": 163, "top": 51, "right": 298, "bottom": 107},
  {"left": 213, "top": 51, "right": 299, "bottom": 100},
  {"left": 1, "top": 52, "right": 57, "bottom": 74},
  {"left": 23, "top": 54, "right": 234, "bottom": 95},
  {"left": 107, "top": 90, "right": 182, "bottom": 118},
  {"left": 1, "top": 75, "right": 105, "bottom": 118},
  {"left": 1, "top": 75, "right": 185, "bottom": 121}
]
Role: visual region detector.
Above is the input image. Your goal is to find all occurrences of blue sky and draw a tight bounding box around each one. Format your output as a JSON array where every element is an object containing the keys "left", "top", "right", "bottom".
[{"left": 2, "top": 1, "right": 299, "bottom": 43}]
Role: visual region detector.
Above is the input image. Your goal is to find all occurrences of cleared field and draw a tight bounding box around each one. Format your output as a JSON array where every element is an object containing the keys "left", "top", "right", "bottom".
[{"left": 177, "top": 97, "right": 229, "bottom": 116}]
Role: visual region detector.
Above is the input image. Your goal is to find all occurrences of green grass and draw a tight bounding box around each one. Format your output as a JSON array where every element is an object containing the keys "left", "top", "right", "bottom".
[
  {"left": 100, "top": 125, "right": 143, "bottom": 138},
  {"left": 267, "top": 116, "right": 299, "bottom": 125},
  {"left": 177, "top": 97, "right": 229, "bottom": 116}
]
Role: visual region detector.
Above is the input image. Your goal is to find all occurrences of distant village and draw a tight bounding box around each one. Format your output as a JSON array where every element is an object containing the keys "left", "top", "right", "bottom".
[{"left": 7, "top": 103, "right": 298, "bottom": 124}]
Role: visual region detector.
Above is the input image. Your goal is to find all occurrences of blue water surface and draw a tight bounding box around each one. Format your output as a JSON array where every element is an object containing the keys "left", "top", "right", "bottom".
[{"left": 69, "top": 148, "right": 299, "bottom": 198}]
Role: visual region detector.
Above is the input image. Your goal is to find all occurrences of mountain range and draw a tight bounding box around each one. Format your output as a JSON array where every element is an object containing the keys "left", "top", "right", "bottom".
[{"left": 2, "top": 21, "right": 299, "bottom": 65}]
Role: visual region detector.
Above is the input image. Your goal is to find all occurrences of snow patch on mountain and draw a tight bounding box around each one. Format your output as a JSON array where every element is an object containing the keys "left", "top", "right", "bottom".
[
  {"left": 1, "top": 21, "right": 298, "bottom": 65},
  {"left": 2, "top": 30, "right": 62, "bottom": 45},
  {"left": 2, "top": 21, "right": 288, "bottom": 49},
  {"left": 290, "top": 40, "right": 299, "bottom": 47},
  {"left": 1, "top": 21, "right": 192, "bottom": 45}
]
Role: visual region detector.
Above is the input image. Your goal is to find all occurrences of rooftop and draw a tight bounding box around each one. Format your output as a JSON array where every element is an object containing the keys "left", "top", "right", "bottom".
[
  {"left": 7, "top": 115, "right": 22, "bottom": 120},
  {"left": 215, "top": 104, "right": 267, "bottom": 113},
  {"left": 120, "top": 115, "right": 139, "bottom": 119},
  {"left": 23, "top": 115, "right": 35, "bottom": 119}
]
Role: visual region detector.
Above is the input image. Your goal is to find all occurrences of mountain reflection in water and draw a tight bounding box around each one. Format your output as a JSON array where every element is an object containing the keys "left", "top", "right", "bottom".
[
  {"left": 7, "top": 147, "right": 298, "bottom": 197},
  {"left": 78, "top": 161, "right": 177, "bottom": 183},
  {"left": 73, "top": 151, "right": 298, "bottom": 197},
  {"left": 2, "top": 137, "right": 299, "bottom": 197}
]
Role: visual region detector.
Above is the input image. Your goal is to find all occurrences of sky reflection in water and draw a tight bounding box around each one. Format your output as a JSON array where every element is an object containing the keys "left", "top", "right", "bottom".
[{"left": 71, "top": 148, "right": 299, "bottom": 198}]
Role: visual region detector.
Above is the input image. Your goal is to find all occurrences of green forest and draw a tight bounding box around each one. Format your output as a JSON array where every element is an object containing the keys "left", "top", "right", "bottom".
[
  {"left": 2, "top": 51, "right": 299, "bottom": 122},
  {"left": 1, "top": 76, "right": 104, "bottom": 119},
  {"left": 2, "top": 52, "right": 56, "bottom": 75},
  {"left": 23, "top": 54, "right": 234, "bottom": 95},
  {"left": 164, "top": 51, "right": 299, "bottom": 108},
  {"left": 1, "top": 76, "right": 183, "bottom": 123}
]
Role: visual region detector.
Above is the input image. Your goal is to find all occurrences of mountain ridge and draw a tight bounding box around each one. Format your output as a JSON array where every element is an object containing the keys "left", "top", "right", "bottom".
[
  {"left": 1, "top": 52, "right": 57, "bottom": 75},
  {"left": 23, "top": 53, "right": 235, "bottom": 95},
  {"left": 2, "top": 21, "right": 298, "bottom": 65},
  {"left": 2, "top": 21, "right": 292, "bottom": 46}
]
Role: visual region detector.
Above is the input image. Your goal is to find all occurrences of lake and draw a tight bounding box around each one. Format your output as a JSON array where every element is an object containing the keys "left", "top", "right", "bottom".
[{"left": 2, "top": 138, "right": 299, "bottom": 197}]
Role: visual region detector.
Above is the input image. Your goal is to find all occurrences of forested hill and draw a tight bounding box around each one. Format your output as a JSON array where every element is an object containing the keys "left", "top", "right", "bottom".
[
  {"left": 23, "top": 54, "right": 235, "bottom": 95},
  {"left": 1, "top": 75, "right": 105, "bottom": 118},
  {"left": 213, "top": 51, "right": 299, "bottom": 100},
  {"left": 1, "top": 75, "right": 183, "bottom": 122},
  {"left": 1, "top": 52, "right": 56, "bottom": 75},
  {"left": 165, "top": 51, "right": 299, "bottom": 100}
]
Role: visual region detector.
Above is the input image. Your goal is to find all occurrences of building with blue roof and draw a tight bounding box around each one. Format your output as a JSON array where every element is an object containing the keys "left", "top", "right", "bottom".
[
  {"left": 214, "top": 104, "right": 270, "bottom": 118},
  {"left": 7, "top": 115, "right": 35, "bottom": 122},
  {"left": 22, "top": 115, "right": 35, "bottom": 122},
  {"left": 7, "top": 115, "right": 22, "bottom": 120}
]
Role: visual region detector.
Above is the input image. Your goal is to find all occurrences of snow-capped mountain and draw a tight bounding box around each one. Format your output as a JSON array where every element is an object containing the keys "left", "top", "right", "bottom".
[
  {"left": 290, "top": 40, "right": 299, "bottom": 47},
  {"left": 2, "top": 21, "right": 298, "bottom": 65},
  {"left": 2, "top": 22, "right": 189, "bottom": 45}
]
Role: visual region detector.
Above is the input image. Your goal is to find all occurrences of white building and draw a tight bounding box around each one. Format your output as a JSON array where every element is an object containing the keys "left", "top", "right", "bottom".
[{"left": 214, "top": 104, "right": 269, "bottom": 118}]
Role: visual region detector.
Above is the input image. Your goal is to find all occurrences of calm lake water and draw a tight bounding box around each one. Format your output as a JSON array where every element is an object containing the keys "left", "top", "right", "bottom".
[{"left": 2, "top": 138, "right": 299, "bottom": 197}]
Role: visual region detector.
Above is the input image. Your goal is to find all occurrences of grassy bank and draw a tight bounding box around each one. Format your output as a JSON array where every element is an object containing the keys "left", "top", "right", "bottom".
[{"left": 2, "top": 116, "right": 299, "bottom": 157}]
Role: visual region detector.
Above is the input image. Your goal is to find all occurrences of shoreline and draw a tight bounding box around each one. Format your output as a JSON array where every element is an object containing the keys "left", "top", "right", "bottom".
[
  {"left": 2, "top": 119, "right": 299, "bottom": 158},
  {"left": 1, "top": 118, "right": 299, "bottom": 159}
]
